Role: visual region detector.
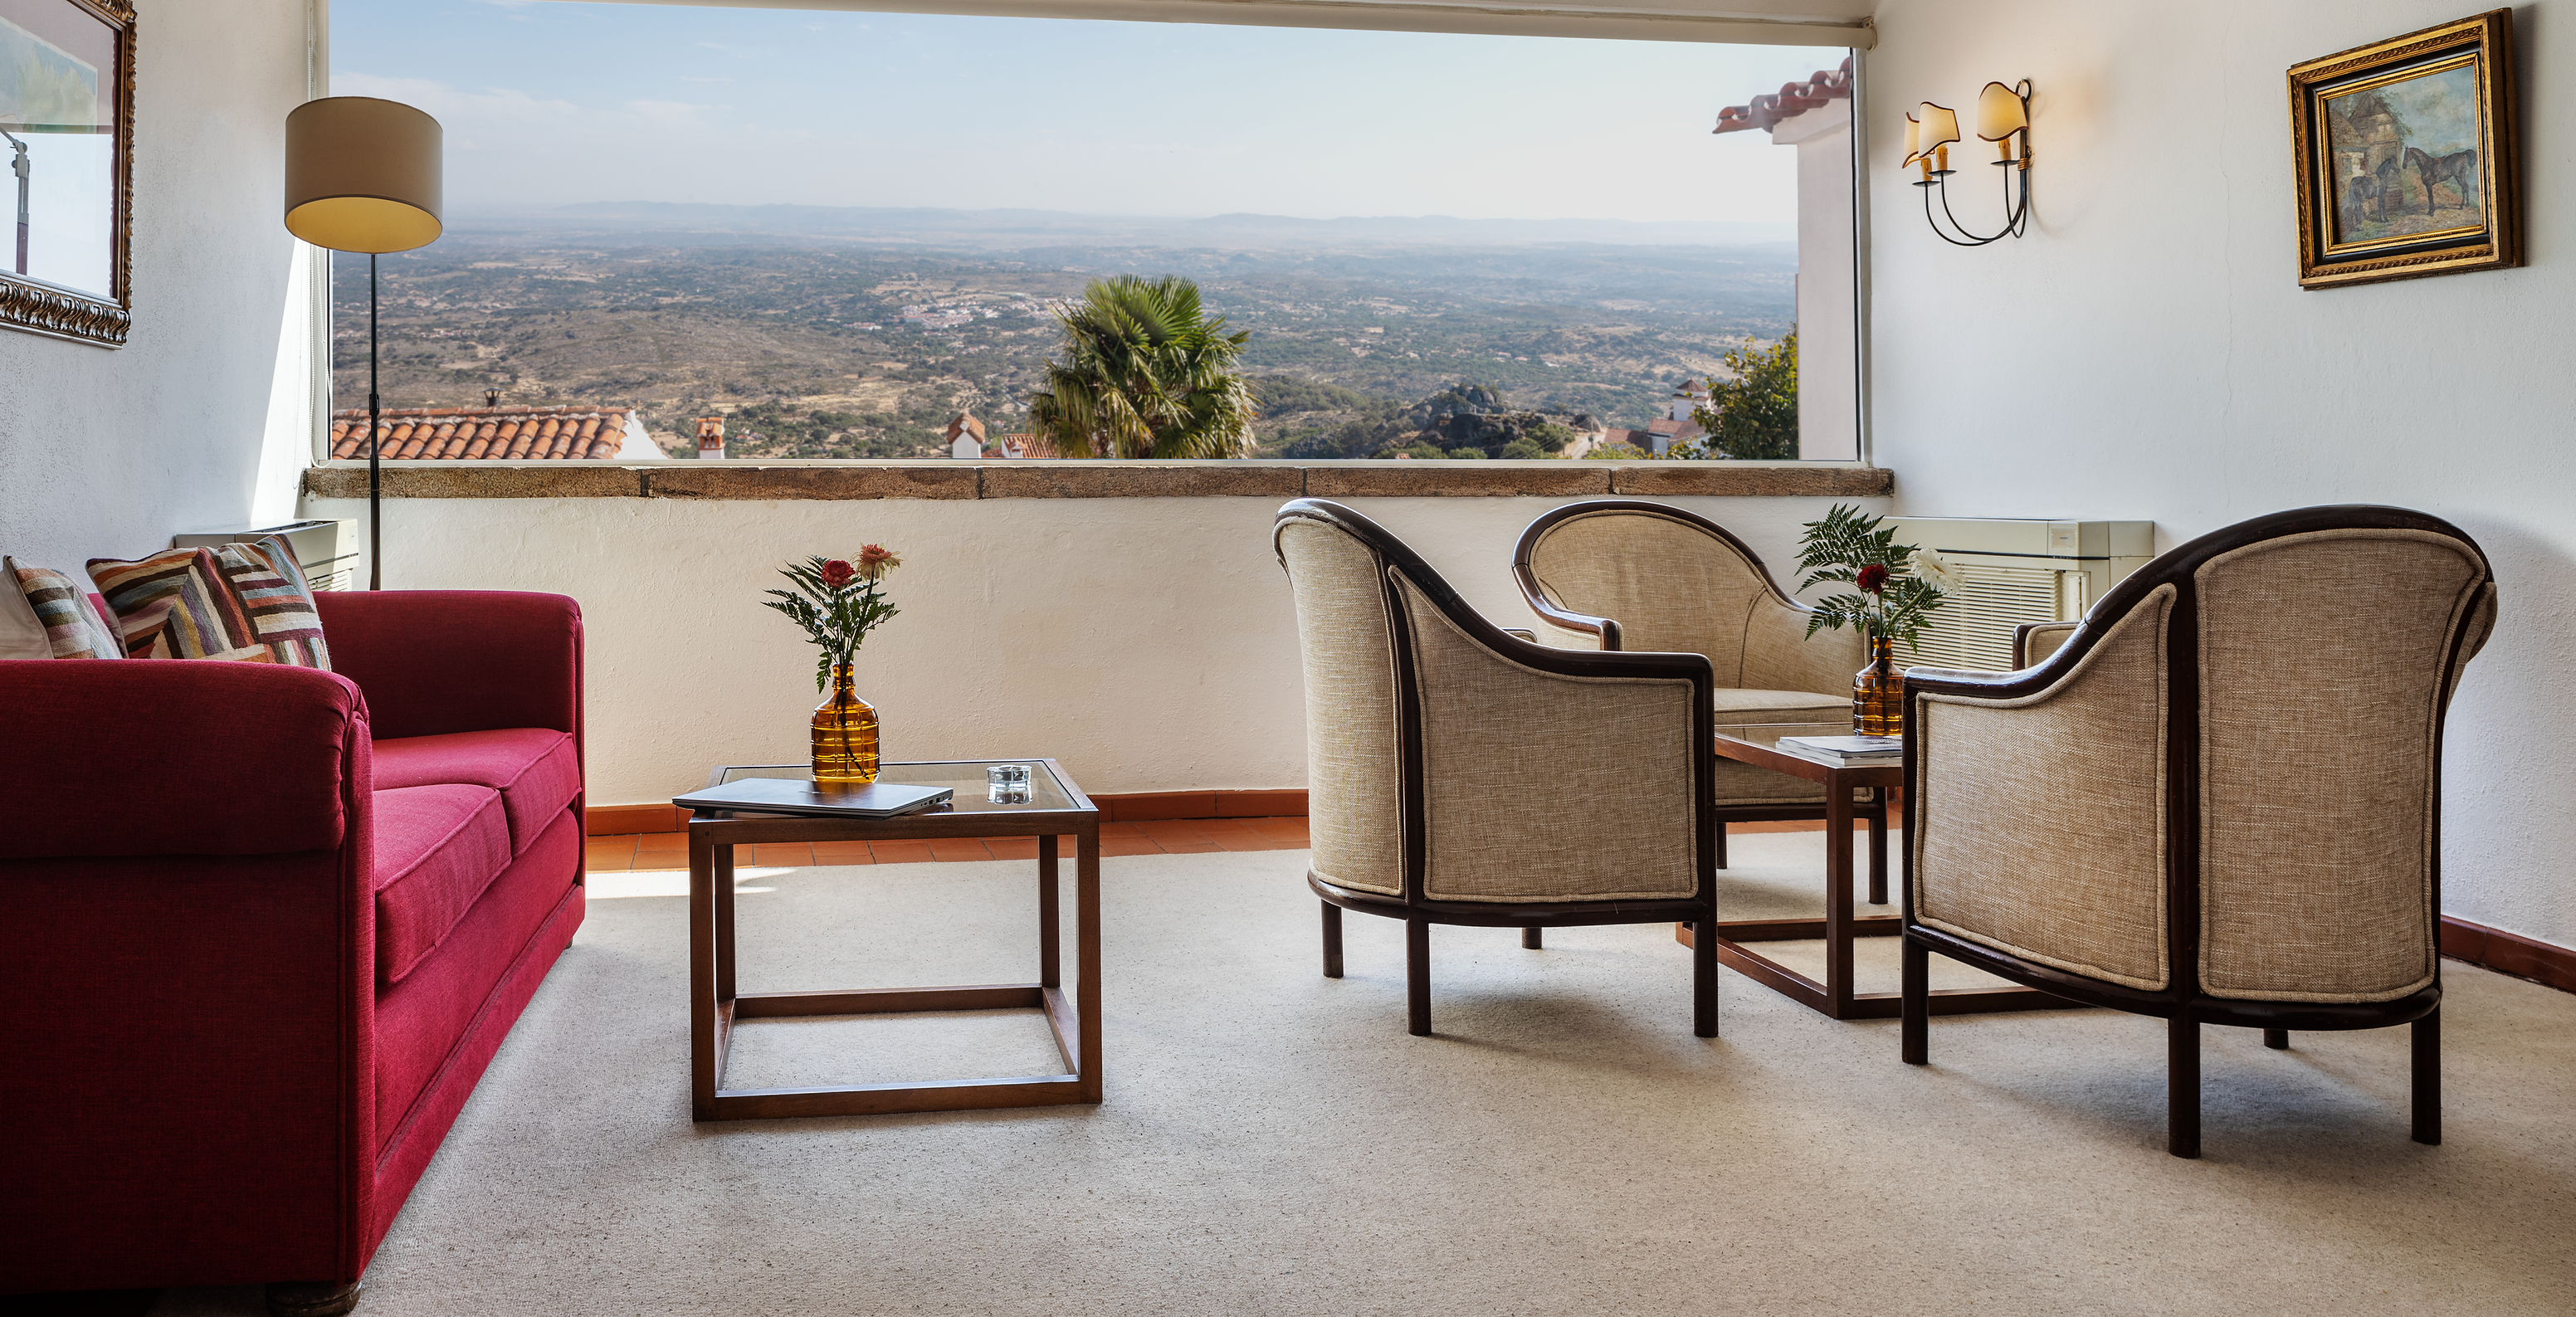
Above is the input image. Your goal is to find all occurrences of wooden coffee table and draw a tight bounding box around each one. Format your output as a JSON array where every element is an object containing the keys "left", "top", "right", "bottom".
[
  {"left": 1684, "top": 723, "right": 2067, "bottom": 1021},
  {"left": 684, "top": 758, "right": 1100, "bottom": 1120}
]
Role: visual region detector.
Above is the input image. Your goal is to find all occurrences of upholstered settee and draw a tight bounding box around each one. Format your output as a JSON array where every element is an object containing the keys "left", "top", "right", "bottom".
[{"left": 0, "top": 591, "right": 586, "bottom": 1312}]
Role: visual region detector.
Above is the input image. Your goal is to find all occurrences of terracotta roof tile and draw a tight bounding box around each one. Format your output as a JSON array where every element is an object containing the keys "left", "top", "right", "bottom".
[
  {"left": 329, "top": 405, "right": 635, "bottom": 461},
  {"left": 1714, "top": 55, "right": 1853, "bottom": 135}
]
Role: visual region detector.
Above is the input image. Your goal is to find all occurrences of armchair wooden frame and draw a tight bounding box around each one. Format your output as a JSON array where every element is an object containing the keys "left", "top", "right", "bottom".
[
  {"left": 1276, "top": 499, "right": 1723, "bottom": 1038},
  {"left": 1899, "top": 505, "right": 2495, "bottom": 1158}
]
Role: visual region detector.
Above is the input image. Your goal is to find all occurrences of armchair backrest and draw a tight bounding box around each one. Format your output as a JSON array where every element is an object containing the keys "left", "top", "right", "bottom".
[
  {"left": 1514, "top": 500, "right": 1864, "bottom": 695},
  {"left": 1907, "top": 506, "right": 2496, "bottom": 1007},
  {"left": 1275, "top": 500, "right": 1715, "bottom": 906}
]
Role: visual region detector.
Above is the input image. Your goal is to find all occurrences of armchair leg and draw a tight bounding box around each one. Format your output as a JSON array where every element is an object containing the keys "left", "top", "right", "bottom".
[
  {"left": 1692, "top": 902, "right": 1719, "bottom": 1038},
  {"left": 1522, "top": 926, "right": 1543, "bottom": 950},
  {"left": 1900, "top": 935, "right": 1928, "bottom": 1065},
  {"left": 266, "top": 1281, "right": 363, "bottom": 1317},
  {"left": 1715, "top": 822, "right": 1728, "bottom": 871},
  {"left": 2263, "top": 1027, "right": 2290, "bottom": 1050},
  {"left": 1866, "top": 806, "right": 1888, "bottom": 905},
  {"left": 1320, "top": 901, "right": 1344, "bottom": 979},
  {"left": 2169, "top": 1016, "right": 2202, "bottom": 1159},
  {"left": 1406, "top": 918, "right": 1431, "bottom": 1036},
  {"left": 2413, "top": 1009, "right": 2441, "bottom": 1146}
]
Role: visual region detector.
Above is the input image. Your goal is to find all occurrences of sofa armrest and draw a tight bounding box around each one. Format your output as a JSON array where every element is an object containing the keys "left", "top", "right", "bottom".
[
  {"left": 0, "top": 660, "right": 368, "bottom": 859},
  {"left": 315, "top": 591, "right": 583, "bottom": 741}
]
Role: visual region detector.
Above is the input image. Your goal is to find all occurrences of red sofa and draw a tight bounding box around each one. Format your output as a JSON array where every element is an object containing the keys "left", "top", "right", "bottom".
[{"left": 0, "top": 591, "right": 586, "bottom": 1311}]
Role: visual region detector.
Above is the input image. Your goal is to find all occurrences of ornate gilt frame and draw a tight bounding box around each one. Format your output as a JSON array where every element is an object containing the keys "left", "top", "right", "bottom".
[
  {"left": 2289, "top": 10, "right": 2519, "bottom": 290},
  {"left": 1, "top": 0, "right": 134, "bottom": 346}
]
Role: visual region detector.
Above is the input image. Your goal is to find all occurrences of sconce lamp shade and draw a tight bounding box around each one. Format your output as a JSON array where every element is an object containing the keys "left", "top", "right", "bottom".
[
  {"left": 284, "top": 97, "right": 443, "bottom": 254},
  {"left": 1976, "top": 81, "right": 2029, "bottom": 140},
  {"left": 1915, "top": 102, "right": 1962, "bottom": 156},
  {"left": 1903, "top": 112, "right": 1921, "bottom": 164}
]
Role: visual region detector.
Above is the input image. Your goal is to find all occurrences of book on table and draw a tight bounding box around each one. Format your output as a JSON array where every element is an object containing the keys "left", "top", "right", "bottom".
[
  {"left": 1775, "top": 734, "right": 1903, "bottom": 767},
  {"left": 673, "top": 778, "right": 954, "bottom": 818}
]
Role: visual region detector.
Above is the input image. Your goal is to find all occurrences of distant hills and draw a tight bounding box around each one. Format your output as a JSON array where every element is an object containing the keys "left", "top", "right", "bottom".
[{"left": 457, "top": 202, "right": 1797, "bottom": 251}]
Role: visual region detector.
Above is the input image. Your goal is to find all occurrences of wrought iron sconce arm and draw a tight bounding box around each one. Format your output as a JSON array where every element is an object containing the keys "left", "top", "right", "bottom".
[{"left": 1908, "top": 80, "right": 2032, "bottom": 246}]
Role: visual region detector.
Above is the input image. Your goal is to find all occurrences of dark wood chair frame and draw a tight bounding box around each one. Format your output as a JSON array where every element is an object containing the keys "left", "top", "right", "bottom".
[
  {"left": 1898, "top": 505, "right": 2494, "bottom": 1158},
  {"left": 1276, "top": 499, "right": 1723, "bottom": 1038}
]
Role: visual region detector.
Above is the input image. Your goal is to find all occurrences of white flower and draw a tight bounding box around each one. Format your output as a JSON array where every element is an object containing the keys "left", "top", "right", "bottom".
[{"left": 1911, "top": 546, "right": 1965, "bottom": 593}]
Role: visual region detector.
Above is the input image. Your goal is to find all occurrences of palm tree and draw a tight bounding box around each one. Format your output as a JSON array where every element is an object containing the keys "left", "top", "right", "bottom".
[{"left": 1027, "top": 276, "right": 1258, "bottom": 459}]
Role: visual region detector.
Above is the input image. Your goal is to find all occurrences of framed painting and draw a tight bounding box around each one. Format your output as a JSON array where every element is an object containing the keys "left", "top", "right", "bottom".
[
  {"left": 0, "top": 0, "right": 131, "bottom": 345},
  {"left": 2288, "top": 10, "right": 2519, "bottom": 290}
]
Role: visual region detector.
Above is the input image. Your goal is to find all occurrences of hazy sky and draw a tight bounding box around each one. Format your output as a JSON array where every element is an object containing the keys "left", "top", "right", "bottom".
[{"left": 333, "top": 0, "right": 1838, "bottom": 226}]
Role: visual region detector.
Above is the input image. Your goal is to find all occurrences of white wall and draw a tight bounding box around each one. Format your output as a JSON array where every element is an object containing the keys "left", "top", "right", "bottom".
[
  {"left": 0, "top": 0, "right": 315, "bottom": 570},
  {"left": 299, "top": 490, "right": 1881, "bottom": 805},
  {"left": 1774, "top": 99, "right": 1860, "bottom": 460},
  {"left": 1866, "top": 0, "right": 2574, "bottom": 950}
]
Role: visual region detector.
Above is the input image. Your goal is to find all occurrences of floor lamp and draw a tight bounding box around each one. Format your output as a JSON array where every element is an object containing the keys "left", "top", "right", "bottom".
[{"left": 284, "top": 97, "right": 442, "bottom": 591}]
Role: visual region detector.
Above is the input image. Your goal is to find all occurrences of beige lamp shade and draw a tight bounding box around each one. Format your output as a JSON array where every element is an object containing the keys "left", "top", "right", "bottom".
[
  {"left": 1976, "top": 81, "right": 2029, "bottom": 141},
  {"left": 1915, "top": 102, "right": 1962, "bottom": 156},
  {"left": 1902, "top": 112, "right": 1921, "bottom": 164},
  {"left": 284, "top": 97, "right": 443, "bottom": 254}
]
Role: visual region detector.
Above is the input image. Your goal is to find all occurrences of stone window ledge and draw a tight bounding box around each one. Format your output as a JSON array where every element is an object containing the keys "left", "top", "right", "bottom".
[{"left": 301, "top": 460, "right": 1893, "bottom": 501}]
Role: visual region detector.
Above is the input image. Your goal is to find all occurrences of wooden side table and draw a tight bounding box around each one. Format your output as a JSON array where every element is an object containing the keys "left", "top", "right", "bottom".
[
  {"left": 1685, "top": 723, "right": 2068, "bottom": 1021},
  {"left": 685, "top": 758, "right": 1100, "bottom": 1120}
]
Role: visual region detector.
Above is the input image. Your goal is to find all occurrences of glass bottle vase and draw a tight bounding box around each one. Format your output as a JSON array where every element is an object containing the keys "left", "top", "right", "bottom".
[
  {"left": 811, "top": 661, "right": 881, "bottom": 785},
  {"left": 1852, "top": 635, "right": 1903, "bottom": 738}
]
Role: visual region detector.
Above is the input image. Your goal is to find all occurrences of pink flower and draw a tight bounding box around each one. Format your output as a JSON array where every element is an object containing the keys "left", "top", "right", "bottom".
[
  {"left": 1856, "top": 563, "right": 1889, "bottom": 593},
  {"left": 820, "top": 559, "right": 856, "bottom": 589}
]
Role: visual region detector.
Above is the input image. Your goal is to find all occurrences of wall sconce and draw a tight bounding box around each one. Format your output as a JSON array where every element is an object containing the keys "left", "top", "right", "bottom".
[{"left": 1905, "top": 80, "right": 2032, "bottom": 246}]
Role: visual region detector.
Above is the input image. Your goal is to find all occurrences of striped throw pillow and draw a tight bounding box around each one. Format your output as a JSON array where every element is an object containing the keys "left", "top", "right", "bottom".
[
  {"left": 2, "top": 559, "right": 127, "bottom": 659},
  {"left": 210, "top": 535, "right": 332, "bottom": 669},
  {"left": 87, "top": 548, "right": 273, "bottom": 662}
]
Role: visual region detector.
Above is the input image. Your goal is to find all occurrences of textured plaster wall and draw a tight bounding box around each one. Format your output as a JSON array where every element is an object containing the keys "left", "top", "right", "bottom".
[
  {"left": 1866, "top": 0, "right": 2574, "bottom": 949},
  {"left": 0, "top": 0, "right": 314, "bottom": 569},
  {"left": 300, "top": 493, "right": 1881, "bottom": 805}
]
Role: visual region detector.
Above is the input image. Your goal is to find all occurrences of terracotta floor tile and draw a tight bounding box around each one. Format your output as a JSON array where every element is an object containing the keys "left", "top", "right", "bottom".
[
  {"left": 870, "top": 841, "right": 935, "bottom": 864},
  {"left": 926, "top": 839, "right": 994, "bottom": 862},
  {"left": 752, "top": 843, "right": 813, "bottom": 866},
  {"left": 583, "top": 837, "right": 635, "bottom": 872},
  {"left": 1190, "top": 818, "right": 1263, "bottom": 843},
  {"left": 1133, "top": 819, "right": 1209, "bottom": 841},
  {"left": 1100, "top": 821, "right": 1149, "bottom": 838},
  {"left": 1212, "top": 830, "right": 1300, "bottom": 852},
  {"left": 635, "top": 833, "right": 690, "bottom": 856},
  {"left": 1098, "top": 837, "right": 1165, "bottom": 857},
  {"left": 984, "top": 837, "right": 1041, "bottom": 861},
  {"left": 808, "top": 841, "right": 876, "bottom": 864},
  {"left": 1243, "top": 817, "right": 1311, "bottom": 844}
]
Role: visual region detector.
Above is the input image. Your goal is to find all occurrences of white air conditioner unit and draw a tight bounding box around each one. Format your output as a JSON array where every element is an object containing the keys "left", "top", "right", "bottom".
[
  {"left": 1885, "top": 517, "right": 2156, "bottom": 672},
  {"left": 173, "top": 519, "right": 362, "bottom": 593}
]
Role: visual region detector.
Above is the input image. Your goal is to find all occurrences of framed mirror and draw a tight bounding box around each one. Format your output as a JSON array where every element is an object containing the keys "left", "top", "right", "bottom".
[{"left": 0, "top": 0, "right": 131, "bottom": 346}]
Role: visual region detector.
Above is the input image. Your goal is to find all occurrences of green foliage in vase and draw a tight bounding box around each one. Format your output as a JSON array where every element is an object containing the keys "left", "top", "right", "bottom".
[
  {"left": 764, "top": 549, "right": 902, "bottom": 690},
  {"left": 1027, "top": 275, "right": 1258, "bottom": 459},
  {"left": 1682, "top": 334, "right": 1798, "bottom": 461},
  {"left": 1795, "top": 505, "right": 1954, "bottom": 651}
]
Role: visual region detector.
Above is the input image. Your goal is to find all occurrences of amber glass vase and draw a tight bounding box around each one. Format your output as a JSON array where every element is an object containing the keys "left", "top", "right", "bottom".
[
  {"left": 1852, "top": 635, "right": 1902, "bottom": 738},
  {"left": 811, "top": 662, "right": 881, "bottom": 784}
]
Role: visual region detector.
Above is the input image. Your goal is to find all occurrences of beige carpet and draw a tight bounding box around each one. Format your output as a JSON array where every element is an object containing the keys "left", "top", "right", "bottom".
[{"left": 155, "top": 833, "right": 2576, "bottom": 1316}]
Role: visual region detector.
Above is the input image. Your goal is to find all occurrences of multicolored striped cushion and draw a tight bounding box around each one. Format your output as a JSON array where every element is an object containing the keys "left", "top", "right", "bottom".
[
  {"left": 87, "top": 548, "right": 274, "bottom": 663},
  {"left": 2, "top": 559, "right": 127, "bottom": 660},
  {"left": 211, "top": 535, "right": 332, "bottom": 669}
]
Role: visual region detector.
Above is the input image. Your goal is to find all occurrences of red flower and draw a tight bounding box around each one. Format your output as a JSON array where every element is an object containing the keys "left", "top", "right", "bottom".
[
  {"left": 1856, "top": 563, "right": 1889, "bottom": 593},
  {"left": 820, "top": 559, "right": 856, "bottom": 589}
]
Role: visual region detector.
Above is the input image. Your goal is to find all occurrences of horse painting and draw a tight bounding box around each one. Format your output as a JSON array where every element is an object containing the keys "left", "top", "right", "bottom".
[{"left": 2404, "top": 146, "right": 2480, "bottom": 217}]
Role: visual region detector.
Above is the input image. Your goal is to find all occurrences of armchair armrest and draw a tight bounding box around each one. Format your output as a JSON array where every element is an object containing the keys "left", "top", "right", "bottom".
[
  {"left": 0, "top": 659, "right": 368, "bottom": 859},
  {"left": 2013, "top": 621, "right": 2081, "bottom": 671},
  {"left": 315, "top": 591, "right": 583, "bottom": 741}
]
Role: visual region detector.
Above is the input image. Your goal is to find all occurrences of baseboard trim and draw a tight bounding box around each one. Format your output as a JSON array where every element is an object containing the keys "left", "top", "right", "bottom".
[
  {"left": 586, "top": 788, "right": 1310, "bottom": 836},
  {"left": 2442, "top": 915, "right": 2576, "bottom": 994}
]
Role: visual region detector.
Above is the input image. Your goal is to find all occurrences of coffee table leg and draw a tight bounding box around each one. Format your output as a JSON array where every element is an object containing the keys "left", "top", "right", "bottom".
[
  {"left": 690, "top": 827, "right": 718, "bottom": 1120},
  {"left": 1866, "top": 801, "right": 1888, "bottom": 905},
  {"left": 1038, "top": 833, "right": 1061, "bottom": 989},
  {"left": 715, "top": 837, "right": 738, "bottom": 1003},
  {"left": 1077, "top": 823, "right": 1102, "bottom": 1103},
  {"left": 1826, "top": 777, "right": 1856, "bottom": 1018}
]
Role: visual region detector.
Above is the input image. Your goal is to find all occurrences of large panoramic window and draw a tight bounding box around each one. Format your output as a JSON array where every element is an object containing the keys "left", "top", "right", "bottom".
[{"left": 329, "top": 2, "right": 1858, "bottom": 461}]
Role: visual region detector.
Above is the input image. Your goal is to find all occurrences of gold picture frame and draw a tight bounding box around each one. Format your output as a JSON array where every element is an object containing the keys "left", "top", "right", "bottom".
[
  {"left": 0, "top": 0, "right": 134, "bottom": 346},
  {"left": 2289, "top": 10, "right": 2519, "bottom": 290}
]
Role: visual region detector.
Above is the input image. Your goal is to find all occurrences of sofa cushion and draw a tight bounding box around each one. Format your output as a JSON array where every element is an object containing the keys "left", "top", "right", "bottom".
[
  {"left": 86, "top": 548, "right": 271, "bottom": 662},
  {"left": 373, "top": 729, "right": 581, "bottom": 855},
  {"left": 374, "top": 783, "right": 514, "bottom": 985},
  {"left": 208, "top": 537, "right": 332, "bottom": 669},
  {"left": 5, "top": 559, "right": 126, "bottom": 659}
]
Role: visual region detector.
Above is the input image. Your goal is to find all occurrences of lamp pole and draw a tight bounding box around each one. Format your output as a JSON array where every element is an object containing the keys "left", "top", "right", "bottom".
[
  {"left": 4, "top": 129, "right": 27, "bottom": 276},
  {"left": 368, "top": 251, "right": 383, "bottom": 590}
]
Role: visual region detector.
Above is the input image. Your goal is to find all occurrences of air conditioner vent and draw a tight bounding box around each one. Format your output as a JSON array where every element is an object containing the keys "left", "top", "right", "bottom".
[{"left": 1905, "top": 563, "right": 2061, "bottom": 672}]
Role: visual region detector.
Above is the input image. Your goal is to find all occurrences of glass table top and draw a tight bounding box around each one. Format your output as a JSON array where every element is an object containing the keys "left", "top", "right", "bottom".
[
  {"left": 715, "top": 759, "right": 1081, "bottom": 813},
  {"left": 1711, "top": 721, "right": 1857, "bottom": 749}
]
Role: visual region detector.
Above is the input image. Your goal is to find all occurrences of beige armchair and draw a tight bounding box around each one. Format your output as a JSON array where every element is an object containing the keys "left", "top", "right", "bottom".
[
  {"left": 1900, "top": 505, "right": 2497, "bottom": 1158},
  {"left": 1273, "top": 499, "right": 1721, "bottom": 1038},
  {"left": 1512, "top": 500, "right": 1881, "bottom": 864}
]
